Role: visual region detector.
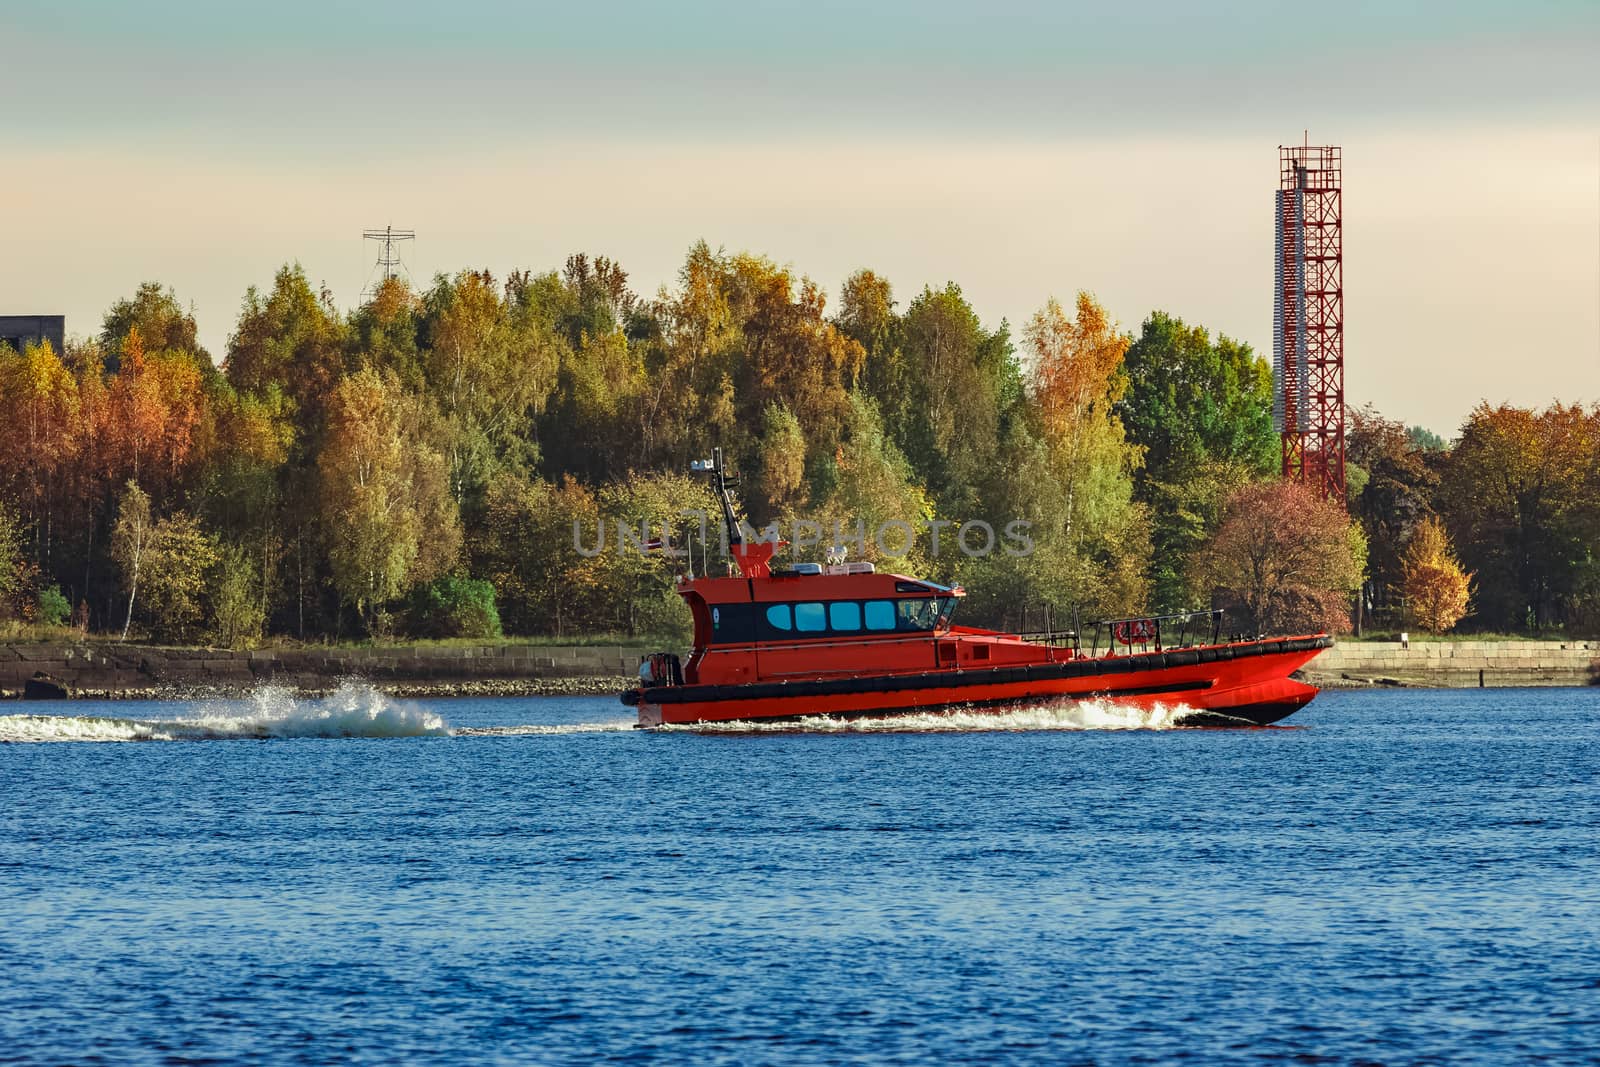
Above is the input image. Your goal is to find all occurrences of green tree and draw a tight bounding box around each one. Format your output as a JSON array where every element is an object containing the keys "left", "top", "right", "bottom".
[
  {"left": 0, "top": 501, "right": 25, "bottom": 619},
  {"left": 136, "top": 513, "right": 220, "bottom": 643},
  {"left": 595, "top": 472, "right": 719, "bottom": 639},
  {"left": 210, "top": 541, "right": 266, "bottom": 648},
  {"left": 348, "top": 277, "right": 426, "bottom": 388},
  {"left": 404, "top": 576, "right": 502, "bottom": 639},
  {"left": 895, "top": 284, "right": 1017, "bottom": 516},
  {"left": 36, "top": 585, "right": 70, "bottom": 627},
  {"left": 756, "top": 402, "right": 807, "bottom": 519},
  {"left": 1117, "top": 312, "right": 1276, "bottom": 610},
  {"left": 799, "top": 392, "right": 935, "bottom": 569},
  {"left": 1407, "top": 425, "right": 1446, "bottom": 452}
]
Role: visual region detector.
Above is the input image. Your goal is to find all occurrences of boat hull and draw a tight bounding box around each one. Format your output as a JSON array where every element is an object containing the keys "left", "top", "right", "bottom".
[{"left": 624, "top": 635, "right": 1332, "bottom": 728}]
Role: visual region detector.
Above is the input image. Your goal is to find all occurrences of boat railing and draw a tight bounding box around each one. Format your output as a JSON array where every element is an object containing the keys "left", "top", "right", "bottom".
[
  {"left": 1012, "top": 630, "right": 1081, "bottom": 649},
  {"left": 1086, "top": 609, "right": 1226, "bottom": 657}
]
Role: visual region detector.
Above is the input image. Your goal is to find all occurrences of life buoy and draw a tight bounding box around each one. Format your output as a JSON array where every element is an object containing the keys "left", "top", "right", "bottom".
[{"left": 1113, "top": 618, "right": 1155, "bottom": 645}]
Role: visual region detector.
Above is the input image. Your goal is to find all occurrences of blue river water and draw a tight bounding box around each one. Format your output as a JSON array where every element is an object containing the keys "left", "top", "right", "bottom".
[{"left": 2, "top": 685, "right": 1598, "bottom": 1065}]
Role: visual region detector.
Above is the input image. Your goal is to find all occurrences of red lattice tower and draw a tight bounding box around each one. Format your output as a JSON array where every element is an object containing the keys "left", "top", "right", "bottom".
[{"left": 1273, "top": 143, "right": 1345, "bottom": 503}]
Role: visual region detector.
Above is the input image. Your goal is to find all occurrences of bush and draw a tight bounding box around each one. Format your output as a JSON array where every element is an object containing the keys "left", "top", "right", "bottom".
[
  {"left": 37, "top": 585, "right": 70, "bottom": 627},
  {"left": 404, "top": 576, "right": 502, "bottom": 640}
]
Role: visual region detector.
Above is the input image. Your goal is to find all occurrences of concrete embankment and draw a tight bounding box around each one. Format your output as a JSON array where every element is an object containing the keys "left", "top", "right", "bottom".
[
  {"left": 0, "top": 642, "right": 641, "bottom": 700},
  {"left": 1298, "top": 639, "right": 1600, "bottom": 688}
]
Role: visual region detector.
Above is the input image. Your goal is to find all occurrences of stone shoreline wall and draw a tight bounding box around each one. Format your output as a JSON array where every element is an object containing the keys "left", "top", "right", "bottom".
[
  {"left": 6, "top": 639, "right": 1597, "bottom": 699},
  {"left": 0, "top": 642, "right": 643, "bottom": 699},
  {"left": 1300, "top": 640, "right": 1600, "bottom": 688}
]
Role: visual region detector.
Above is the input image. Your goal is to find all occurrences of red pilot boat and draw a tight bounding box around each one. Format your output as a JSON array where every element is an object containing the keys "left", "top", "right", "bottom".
[{"left": 622, "top": 451, "right": 1332, "bottom": 728}]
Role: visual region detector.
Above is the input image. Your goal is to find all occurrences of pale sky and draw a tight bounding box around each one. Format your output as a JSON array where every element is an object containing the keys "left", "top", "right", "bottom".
[{"left": 4, "top": 0, "right": 1597, "bottom": 437}]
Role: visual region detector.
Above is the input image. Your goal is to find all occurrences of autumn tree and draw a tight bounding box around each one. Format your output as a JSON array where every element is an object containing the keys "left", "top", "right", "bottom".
[
  {"left": 317, "top": 369, "right": 462, "bottom": 630},
  {"left": 1190, "top": 479, "right": 1366, "bottom": 636},
  {"left": 347, "top": 276, "right": 426, "bottom": 388},
  {"left": 225, "top": 264, "right": 347, "bottom": 421},
  {"left": 111, "top": 481, "right": 153, "bottom": 641},
  {"left": 104, "top": 327, "right": 207, "bottom": 498},
  {"left": 1402, "top": 516, "right": 1473, "bottom": 634},
  {"left": 836, "top": 269, "right": 898, "bottom": 402},
  {"left": 471, "top": 473, "right": 603, "bottom": 638},
  {"left": 418, "top": 269, "right": 562, "bottom": 504},
  {"left": 1346, "top": 404, "right": 1439, "bottom": 604},
  {"left": 756, "top": 402, "right": 807, "bottom": 519},
  {"left": 1436, "top": 403, "right": 1599, "bottom": 630},
  {"left": 1015, "top": 293, "right": 1150, "bottom": 618},
  {"left": 0, "top": 340, "right": 80, "bottom": 569},
  {"left": 101, "top": 282, "right": 212, "bottom": 374}
]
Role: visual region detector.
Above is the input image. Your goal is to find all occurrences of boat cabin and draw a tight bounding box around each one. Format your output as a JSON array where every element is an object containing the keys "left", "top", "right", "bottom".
[{"left": 675, "top": 568, "right": 965, "bottom": 685}]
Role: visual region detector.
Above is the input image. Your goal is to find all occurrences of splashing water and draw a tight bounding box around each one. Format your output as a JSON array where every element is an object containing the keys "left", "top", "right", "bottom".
[
  {"left": 0, "top": 690, "right": 1217, "bottom": 744},
  {"left": 453, "top": 722, "right": 637, "bottom": 737},
  {"left": 0, "top": 681, "right": 449, "bottom": 743},
  {"left": 654, "top": 699, "right": 1201, "bottom": 734}
]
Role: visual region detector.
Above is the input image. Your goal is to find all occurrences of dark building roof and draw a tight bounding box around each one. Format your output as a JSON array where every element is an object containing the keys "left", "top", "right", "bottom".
[{"left": 0, "top": 315, "right": 66, "bottom": 355}]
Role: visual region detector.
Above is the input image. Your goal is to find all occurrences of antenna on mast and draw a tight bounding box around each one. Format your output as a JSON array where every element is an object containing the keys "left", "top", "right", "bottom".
[{"left": 362, "top": 225, "right": 416, "bottom": 298}]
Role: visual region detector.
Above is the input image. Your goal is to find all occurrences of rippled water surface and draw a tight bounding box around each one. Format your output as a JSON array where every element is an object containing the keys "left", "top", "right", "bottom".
[{"left": 3, "top": 687, "right": 1599, "bottom": 1065}]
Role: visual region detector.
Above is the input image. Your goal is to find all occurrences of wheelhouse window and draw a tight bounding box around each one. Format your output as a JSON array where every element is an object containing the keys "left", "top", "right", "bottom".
[
  {"left": 896, "top": 598, "right": 940, "bottom": 631},
  {"left": 753, "top": 598, "right": 953, "bottom": 639},
  {"left": 794, "top": 602, "right": 827, "bottom": 632},
  {"left": 863, "top": 600, "right": 896, "bottom": 631}
]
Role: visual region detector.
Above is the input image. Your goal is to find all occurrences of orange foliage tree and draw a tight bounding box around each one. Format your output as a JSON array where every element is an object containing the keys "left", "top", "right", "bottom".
[
  {"left": 1190, "top": 479, "right": 1366, "bottom": 635},
  {"left": 104, "top": 327, "right": 206, "bottom": 496},
  {"left": 1438, "top": 403, "right": 1599, "bottom": 629},
  {"left": 0, "top": 340, "right": 80, "bottom": 567},
  {"left": 1402, "top": 516, "right": 1473, "bottom": 633}
]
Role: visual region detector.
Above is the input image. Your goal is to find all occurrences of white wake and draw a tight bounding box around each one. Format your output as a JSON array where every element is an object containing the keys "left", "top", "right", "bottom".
[
  {"left": 0, "top": 688, "right": 1213, "bottom": 744},
  {"left": 453, "top": 722, "right": 636, "bottom": 736},
  {"left": 655, "top": 699, "right": 1200, "bottom": 733},
  {"left": 0, "top": 681, "right": 449, "bottom": 743}
]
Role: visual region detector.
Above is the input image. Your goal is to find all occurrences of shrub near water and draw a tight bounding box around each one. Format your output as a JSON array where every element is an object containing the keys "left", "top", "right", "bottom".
[
  {"left": 36, "top": 586, "right": 70, "bottom": 627},
  {"left": 404, "top": 576, "right": 503, "bottom": 639}
]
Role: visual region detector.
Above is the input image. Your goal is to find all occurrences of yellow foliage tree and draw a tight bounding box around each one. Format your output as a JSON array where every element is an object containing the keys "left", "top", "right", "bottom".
[{"left": 1402, "top": 516, "right": 1473, "bottom": 634}]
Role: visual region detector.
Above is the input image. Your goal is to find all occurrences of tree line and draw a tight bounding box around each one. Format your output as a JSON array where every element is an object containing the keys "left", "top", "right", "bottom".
[{"left": 0, "top": 242, "right": 1594, "bottom": 645}]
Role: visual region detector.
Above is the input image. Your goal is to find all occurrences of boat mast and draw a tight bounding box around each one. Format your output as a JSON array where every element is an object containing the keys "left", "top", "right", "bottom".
[
  {"left": 691, "top": 448, "right": 783, "bottom": 578},
  {"left": 693, "top": 447, "right": 743, "bottom": 549}
]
